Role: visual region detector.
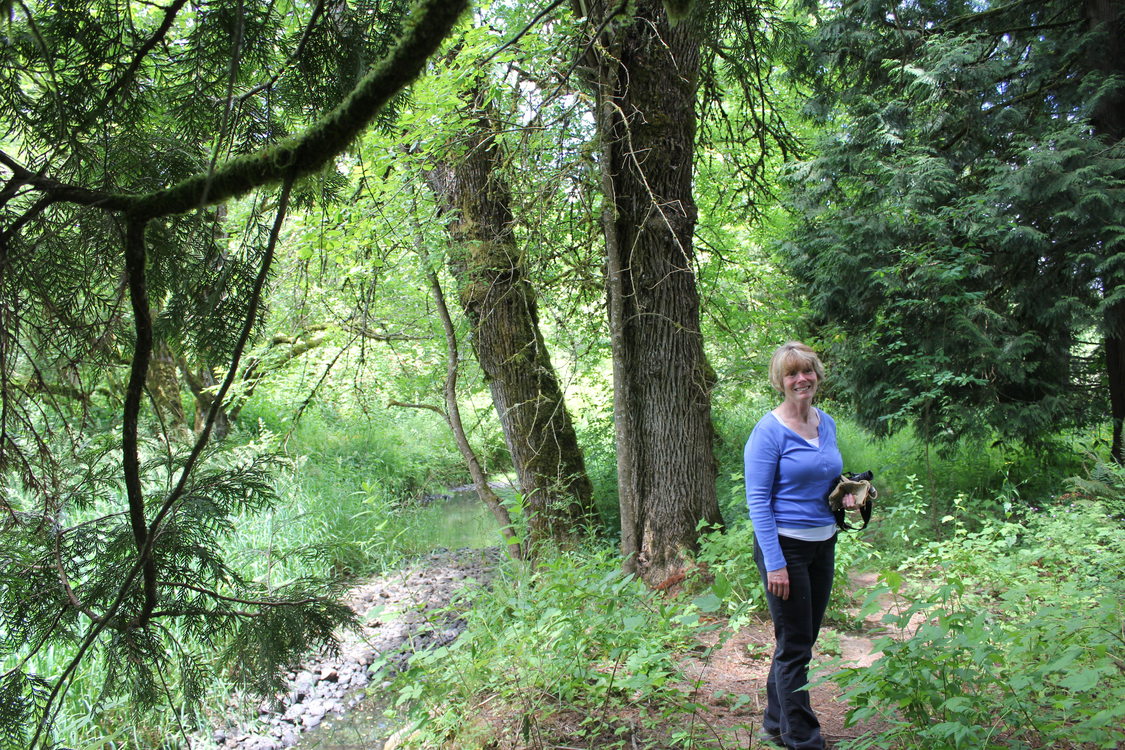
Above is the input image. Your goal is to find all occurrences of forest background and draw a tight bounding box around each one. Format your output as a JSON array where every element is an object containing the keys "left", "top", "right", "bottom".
[{"left": 1, "top": 0, "right": 1123, "bottom": 748}]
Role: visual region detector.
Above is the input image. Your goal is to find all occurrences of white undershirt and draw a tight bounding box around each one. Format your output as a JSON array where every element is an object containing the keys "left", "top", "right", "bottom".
[{"left": 777, "top": 524, "right": 837, "bottom": 542}]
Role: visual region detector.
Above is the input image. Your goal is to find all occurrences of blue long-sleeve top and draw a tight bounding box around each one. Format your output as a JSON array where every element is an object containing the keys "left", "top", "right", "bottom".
[{"left": 744, "top": 408, "right": 842, "bottom": 571}]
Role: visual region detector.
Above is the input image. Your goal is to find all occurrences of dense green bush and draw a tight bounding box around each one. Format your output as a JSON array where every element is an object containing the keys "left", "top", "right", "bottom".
[{"left": 831, "top": 495, "right": 1125, "bottom": 749}]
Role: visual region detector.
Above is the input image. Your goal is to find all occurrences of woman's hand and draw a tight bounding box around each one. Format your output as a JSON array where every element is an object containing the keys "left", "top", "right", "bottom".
[
  {"left": 843, "top": 492, "right": 857, "bottom": 509},
  {"left": 767, "top": 566, "right": 790, "bottom": 600}
]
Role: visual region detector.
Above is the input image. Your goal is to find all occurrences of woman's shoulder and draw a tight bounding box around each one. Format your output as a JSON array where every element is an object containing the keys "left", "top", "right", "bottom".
[
  {"left": 754, "top": 410, "right": 783, "bottom": 431},
  {"left": 745, "top": 411, "right": 783, "bottom": 443}
]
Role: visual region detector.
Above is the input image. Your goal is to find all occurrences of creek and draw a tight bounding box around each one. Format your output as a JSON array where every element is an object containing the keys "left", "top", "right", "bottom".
[{"left": 278, "top": 489, "right": 502, "bottom": 750}]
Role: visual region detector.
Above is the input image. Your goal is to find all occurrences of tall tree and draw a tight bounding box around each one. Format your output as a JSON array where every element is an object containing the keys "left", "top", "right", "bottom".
[
  {"left": 1087, "top": 0, "right": 1125, "bottom": 461},
  {"left": 577, "top": 0, "right": 723, "bottom": 584},
  {"left": 784, "top": 0, "right": 1125, "bottom": 459},
  {"left": 428, "top": 77, "right": 598, "bottom": 547}
]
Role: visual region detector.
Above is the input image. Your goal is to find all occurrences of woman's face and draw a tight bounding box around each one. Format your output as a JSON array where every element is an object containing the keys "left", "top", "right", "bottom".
[{"left": 781, "top": 365, "right": 818, "bottom": 404}]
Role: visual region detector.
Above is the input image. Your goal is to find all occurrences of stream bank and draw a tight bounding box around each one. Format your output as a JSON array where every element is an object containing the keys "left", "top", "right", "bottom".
[{"left": 195, "top": 546, "right": 502, "bottom": 750}]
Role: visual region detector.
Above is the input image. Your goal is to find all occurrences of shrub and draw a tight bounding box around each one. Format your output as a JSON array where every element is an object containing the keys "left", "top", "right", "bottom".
[
  {"left": 387, "top": 546, "right": 711, "bottom": 749},
  {"left": 831, "top": 497, "right": 1125, "bottom": 749}
]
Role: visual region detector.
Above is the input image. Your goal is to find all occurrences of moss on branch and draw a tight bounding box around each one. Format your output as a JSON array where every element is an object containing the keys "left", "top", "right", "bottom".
[{"left": 125, "top": 0, "right": 468, "bottom": 219}]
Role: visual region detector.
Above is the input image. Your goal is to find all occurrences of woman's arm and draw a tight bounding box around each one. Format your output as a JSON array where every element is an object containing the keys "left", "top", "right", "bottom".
[{"left": 745, "top": 420, "right": 786, "bottom": 572}]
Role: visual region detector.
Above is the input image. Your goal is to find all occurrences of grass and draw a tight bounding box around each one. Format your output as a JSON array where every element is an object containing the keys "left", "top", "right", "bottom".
[{"left": 6, "top": 386, "right": 1116, "bottom": 750}]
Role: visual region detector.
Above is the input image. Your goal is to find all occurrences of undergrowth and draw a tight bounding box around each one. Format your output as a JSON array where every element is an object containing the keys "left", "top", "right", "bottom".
[
  {"left": 385, "top": 546, "right": 722, "bottom": 749},
  {"left": 829, "top": 484, "right": 1125, "bottom": 749},
  {"left": 385, "top": 458, "right": 1125, "bottom": 750}
]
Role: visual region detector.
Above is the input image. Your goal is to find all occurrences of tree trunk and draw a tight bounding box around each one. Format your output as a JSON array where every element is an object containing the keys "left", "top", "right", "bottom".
[
  {"left": 1107, "top": 301, "right": 1125, "bottom": 463},
  {"left": 429, "top": 89, "right": 598, "bottom": 546},
  {"left": 179, "top": 362, "right": 230, "bottom": 440},
  {"left": 147, "top": 340, "right": 186, "bottom": 430},
  {"left": 1087, "top": 0, "right": 1125, "bottom": 461},
  {"left": 582, "top": 0, "right": 722, "bottom": 585}
]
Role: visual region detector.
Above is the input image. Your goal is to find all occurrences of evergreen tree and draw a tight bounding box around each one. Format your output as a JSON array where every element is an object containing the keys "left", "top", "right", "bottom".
[
  {"left": 0, "top": 0, "right": 466, "bottom": 744},
  {"left": 784, "top": 0, "right": 1125, "bottom": 457}
]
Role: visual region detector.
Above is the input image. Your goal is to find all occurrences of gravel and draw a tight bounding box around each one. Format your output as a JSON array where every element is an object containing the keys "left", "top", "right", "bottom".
[{"left": 193, "top": 547, "right": 501, "bottom": 749}]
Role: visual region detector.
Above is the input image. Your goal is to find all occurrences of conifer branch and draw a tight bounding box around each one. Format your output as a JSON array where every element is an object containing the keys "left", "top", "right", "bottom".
[
  {"left": 53, "top": 532, "right": 104, "bottom": 625},
  {"left": 32, "top": 174, "right": 295, "bottom": 734},
  {"left": 0, "top": 150, "right": 126, "bottom": 210},
  {"left": 237, "top": 0, "right": 329, "bottom": 105},
  {"left": 157, "top": 581, "right": 323, "bottom": 608},
  {"left": 122, "top": 218, "right": 159, "bottom": 626},
  {"left": 1, "top": 0, "right": 468, "bottom": 220},
  {"left": 147, "top": 173, "right": 295, "bottom": 550},
  {"left": 94, "top": 0, "right": 193, "bottom": 123},
  {"left": 0, "top": 173, "right": 26, "bottom": 208},
  {"left": 128, "top": 0, "right": 469, "bottom": 219}
]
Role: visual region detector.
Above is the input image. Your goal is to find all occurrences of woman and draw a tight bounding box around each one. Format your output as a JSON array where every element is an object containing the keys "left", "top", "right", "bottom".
[{"left": 744, "top": 342, "right": 855, "bottom": 750}]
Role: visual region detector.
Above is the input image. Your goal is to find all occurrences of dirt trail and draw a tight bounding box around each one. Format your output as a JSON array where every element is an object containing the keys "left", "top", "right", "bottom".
[{"left": 678, "top": 571, "right": 905, "bottom": 748}]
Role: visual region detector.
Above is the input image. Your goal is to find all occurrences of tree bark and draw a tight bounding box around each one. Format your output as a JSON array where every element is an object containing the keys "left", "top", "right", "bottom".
[
  {"left": 429, "top": 88, "right": 598, "bottom": 546},
  {"left": 147, "top": 340, "right": 186, "bottom": 429},
  {"left": 179, "top": 362, "right": 230, "bottom": 440},
  {"left": 1087, "top": 0, "right": 1125, "bottom": 461},
  {"left": 581, "top": 0, "right": 722, "bottom": 584}
]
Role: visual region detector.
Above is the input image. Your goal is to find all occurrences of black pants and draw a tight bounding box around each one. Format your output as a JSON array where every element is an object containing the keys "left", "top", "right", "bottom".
[{"left": 754, "top": 533, "right": 836, "bottom": 750}]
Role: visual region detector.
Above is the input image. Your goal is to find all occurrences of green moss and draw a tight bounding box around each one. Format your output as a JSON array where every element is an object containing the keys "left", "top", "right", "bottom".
[{"left": 128, "top": 0, "right": 468, "bottom": 220}]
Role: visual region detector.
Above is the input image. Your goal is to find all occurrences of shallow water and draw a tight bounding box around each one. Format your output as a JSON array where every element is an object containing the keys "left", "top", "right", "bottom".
[
  {"left": 294, "top": 490, "right": 501, "bottom": 748},
  {"left": 292, "top": 699, "right": 393, "bottom": 749},
  {"left": 407, "top": 485, "right": 510, "bottom": 551}
]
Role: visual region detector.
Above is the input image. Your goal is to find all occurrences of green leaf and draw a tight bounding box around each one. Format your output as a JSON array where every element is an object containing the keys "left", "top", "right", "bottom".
[
  {"left": 1057, "top": 669, "right": 1100, "bottom": 693},
  {"left": 693, "top": 592, "right": 723, "bottom": 613}
]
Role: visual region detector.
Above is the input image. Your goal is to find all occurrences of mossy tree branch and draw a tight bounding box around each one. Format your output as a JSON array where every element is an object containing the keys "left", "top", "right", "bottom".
[{"left": 0, "top": 0, "right": 469, "bottom": 218}]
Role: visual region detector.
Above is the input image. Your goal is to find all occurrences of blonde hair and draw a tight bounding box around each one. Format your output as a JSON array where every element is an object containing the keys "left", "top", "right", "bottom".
[{"left": 768, "top": 341, "right": 825, "bottom": 393}]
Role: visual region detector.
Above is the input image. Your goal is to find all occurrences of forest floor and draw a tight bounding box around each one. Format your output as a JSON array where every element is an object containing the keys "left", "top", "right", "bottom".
[
  {"left": 451, "top": 570, "right": 905, "bottom": 750},
  {"left": 672, "top": 570, "right": 903, "bottom": 749},
  {"left": 200, "top": 554, "right": 905, "bottom": 750}
]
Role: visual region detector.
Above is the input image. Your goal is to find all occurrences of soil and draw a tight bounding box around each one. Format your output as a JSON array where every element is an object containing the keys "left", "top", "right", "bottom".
[
  {"left": 676, "top": 570, "right": 898, "bottom": 749},
  {"left": 195, "top": 555, "right": 905, "bottom": 750}
]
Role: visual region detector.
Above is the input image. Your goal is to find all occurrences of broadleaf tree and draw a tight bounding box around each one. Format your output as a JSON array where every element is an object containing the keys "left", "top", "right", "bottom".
[
  {"left": 575, "top": 0, "right": 724, "bottom": 585},
  {"left": 423, "top": 33, "right": 599, "bottom": 548}
]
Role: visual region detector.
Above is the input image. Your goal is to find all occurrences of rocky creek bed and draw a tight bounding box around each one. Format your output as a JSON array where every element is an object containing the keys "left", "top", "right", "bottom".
[{"left": 193, "top": 547, "right": 502, "bottom": 750}]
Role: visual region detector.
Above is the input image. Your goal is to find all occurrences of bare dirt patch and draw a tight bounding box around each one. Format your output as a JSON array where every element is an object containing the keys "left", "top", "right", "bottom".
[{"left": 672, "top": 571, "right": 901, "bottom": 749}]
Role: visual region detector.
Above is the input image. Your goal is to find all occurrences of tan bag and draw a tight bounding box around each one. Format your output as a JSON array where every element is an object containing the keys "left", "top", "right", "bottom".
[
  {"left": 826, "top": 471, "right": 876, "bottom": 530},
  {"left": 827, "top": 477, "right": 876, "bottom": 511}
]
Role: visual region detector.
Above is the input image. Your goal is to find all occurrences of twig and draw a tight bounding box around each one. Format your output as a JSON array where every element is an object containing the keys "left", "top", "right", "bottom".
[{"left": 387, "top": 400, "right": 446, "bottom": 417}]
